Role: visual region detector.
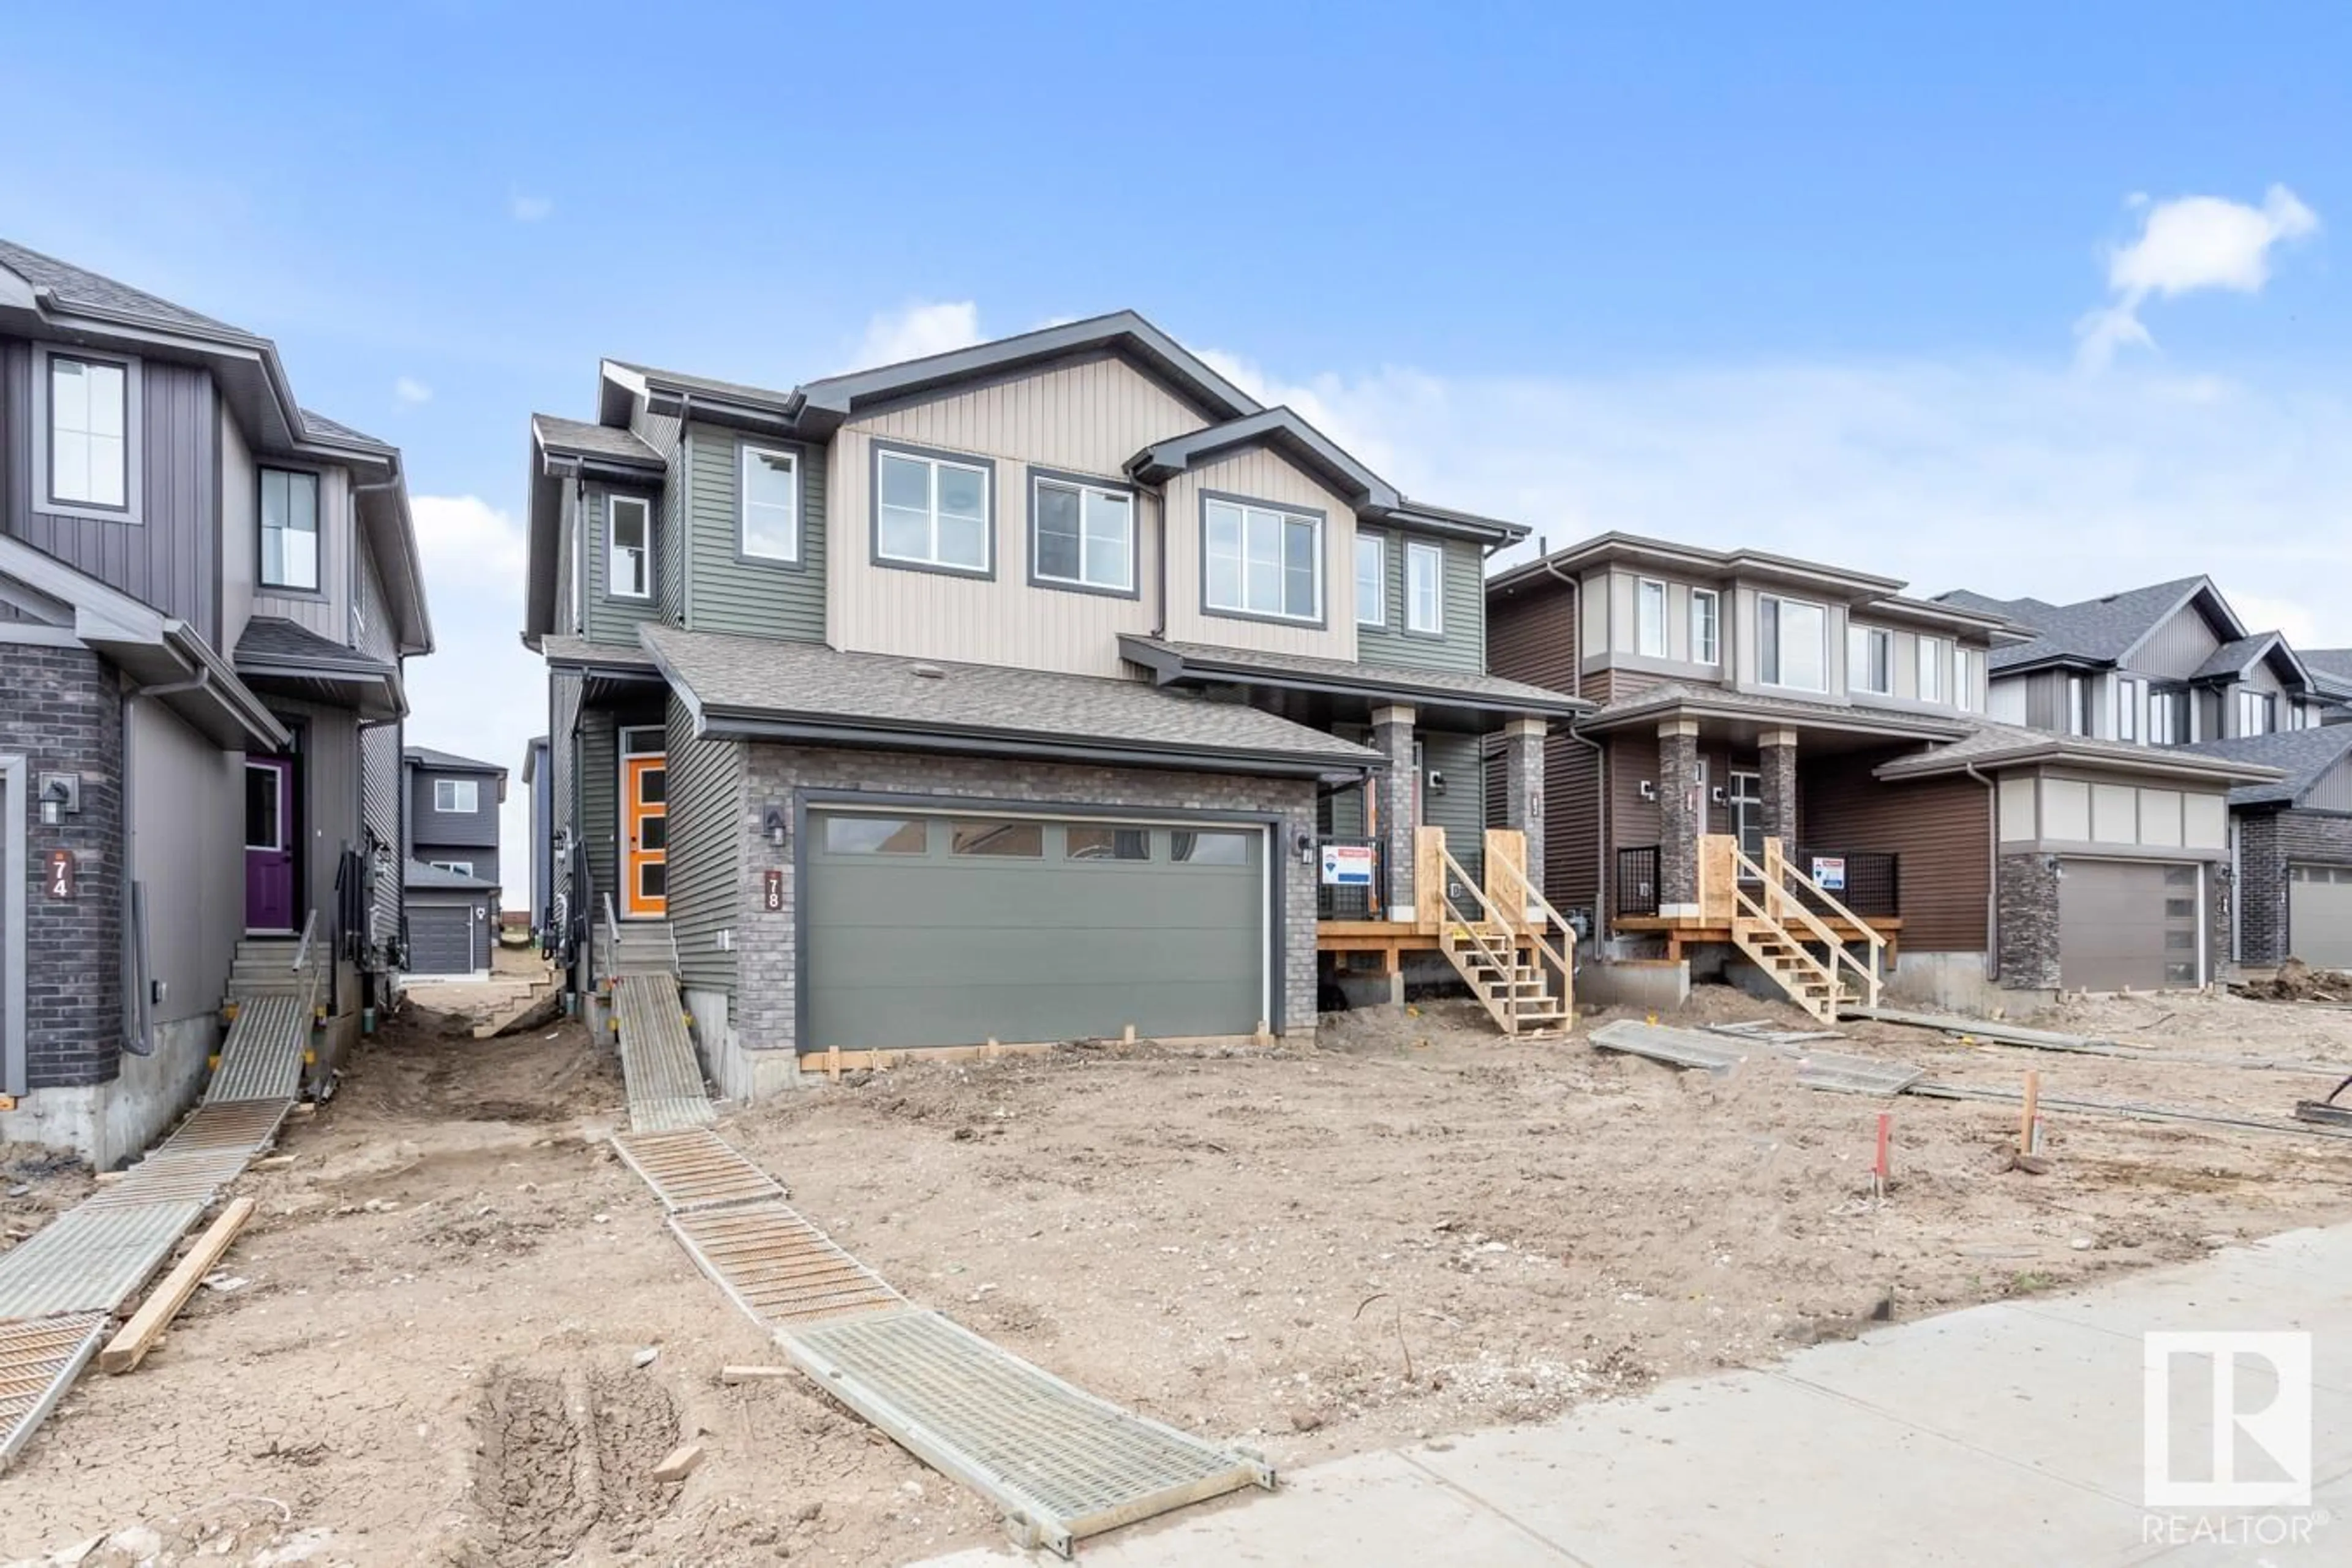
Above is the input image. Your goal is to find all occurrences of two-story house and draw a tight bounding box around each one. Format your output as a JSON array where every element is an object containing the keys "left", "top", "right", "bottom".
[
  {"left": 524, "top": 313, "right": 1586, "bottom": 1096},
  {"left": 0, "top": 239, "right": 431, "bottom": 1162},
  {"left": 401, "top": 744, "right": 505, "bottom": 976},
  {"left": 1488, "top": 537, "right": 2277, "bottom": 1012},
  {"left": 1943, "top": 578, "right": 2352, "bottom": 971}
]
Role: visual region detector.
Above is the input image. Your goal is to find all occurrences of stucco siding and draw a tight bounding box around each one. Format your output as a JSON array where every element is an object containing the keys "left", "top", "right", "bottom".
[{"left": 685, "top": 422, "right": 824, "bottom": 642}]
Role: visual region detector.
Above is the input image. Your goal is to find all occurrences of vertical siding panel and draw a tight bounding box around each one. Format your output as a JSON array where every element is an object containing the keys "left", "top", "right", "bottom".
[
  {"left": 580, "top": 709, "right": 619, "bottom": 905},
  {"left": 666, "top": 691, "right": 742, "bottom": 996}
]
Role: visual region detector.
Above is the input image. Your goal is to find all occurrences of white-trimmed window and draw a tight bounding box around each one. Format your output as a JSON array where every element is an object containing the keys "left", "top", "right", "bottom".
[
  {"left": 1917, "top": 636, "right": 1947, "bottom": 703},
  {"left": 1406, "top": 541, "right": 1444, "bottom": 635},
  {"left": 876, "top": 447, "right": 992, "bottom": 573},
  {"left": 429, "top": 860, "right": 475, "bottom": 877},
  {"left": 606, "top": 494, "right": 651, "bottom": 600},
  {"left": 1956, "top": 647, "right": 1984, "bottom": 712},
  {"left": 1031, "top": 474, "right": 1134, "bottom": 593},
  {"left": 2115, "top": 676, "right": 2143, "bottom": 742},
  {"left": 1635, "top": 578, "right": 1667, "bottom": 657},
  {"left": 1204, "top": 497, "right": 1321, "bottom": 622},
  {"left": 2236, "top": 688, "right": 2276, "bottom": 736},
  {"left": 1355, "top": 534, "right": 1385, "bottom": 627},
  {"left": 47, "top": 353, "right": 130, "bottom": 510},
  {"left": 2067, "top": 674, "right": 2095, "bottom": 737},
  {"left": 1849, "top": 625, "right": 1892, "bottom": 694},
  {"left": 1758, "top": 595, "right": 1826, "bottom": 690},
  {"left": 740, "top": 445, "right": 799, "bottom": 562},
  {"left": 434, "top": 778, "right": 480, "bottom": 813},
  {"left": 261, "top": 468, "right": 322, "bottom": 591},
  {"left": 1691, "top": 589, "right": 1720, "bottom": 665}
]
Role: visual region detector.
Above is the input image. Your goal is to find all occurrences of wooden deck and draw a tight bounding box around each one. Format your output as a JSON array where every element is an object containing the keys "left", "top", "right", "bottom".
[{"left": 1614, "top": 914, "right": 1902, "bottom": 962}]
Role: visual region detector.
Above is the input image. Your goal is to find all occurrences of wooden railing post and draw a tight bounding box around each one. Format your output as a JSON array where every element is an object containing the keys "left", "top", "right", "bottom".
[{"left": 1414, "top": 827, "right": 1446, "bottom": 933}]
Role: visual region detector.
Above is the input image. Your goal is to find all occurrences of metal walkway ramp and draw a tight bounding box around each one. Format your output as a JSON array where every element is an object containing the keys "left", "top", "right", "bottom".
[
  {"left": 782, "top": 1307, "right": 1273, "bottom": 1557},
  {"left": 208, "top": 929, "right": 322, "bottom": 1105},
  {"left": 611, "top": 970, "right": 715, "bottom": 1133}
]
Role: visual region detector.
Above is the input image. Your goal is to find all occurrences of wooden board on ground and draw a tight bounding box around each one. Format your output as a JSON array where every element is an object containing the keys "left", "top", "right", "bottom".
[{"left": 99, "top": 1197, "right": 256, "bottom": 1374}]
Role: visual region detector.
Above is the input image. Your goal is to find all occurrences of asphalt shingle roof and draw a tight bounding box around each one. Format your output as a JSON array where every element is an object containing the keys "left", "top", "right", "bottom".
[
  {"left": 1584, "top": 680, "right": 1969, "bottom": 737},
  {"left": 2304, "top": 649, "right": 2352, "bottom": 680},
  {"left": 404, "top": 744, "right": 506, "bottom": 775},
  {"left": 0, "top": 237, "right": 251, "bottom": 339},
  {"left": 643, "top": 625, "right": 1381, "bottom": 769},
  {"left": 1944, "top": 577, "right": 2213, "bottom": 671},
  {"left": 532, "top": 413, "right": 665, "bottom": 467},
  {"left": 1120, "top": 637, "right": 1588, "bottom": 714},
  {"left": 541, "top": 635, "right": 660, "bottom": 670},
  {"left": 405, "top": 858, "right": 499, "bottom": 892},
  {"left": 234, "top": 616, "right": 395, "bottom": 674},
  {"left": 2188, "top": 633, "right": 2282, "bottom": 682},
  {"left": 298, "top": 408, "right": 390, "bottom": 449},
  {"left": 2177, "top": 726, "right": 2352, "bottom": 807},
  {"left": 1874, "top": 719, "right": 2282, "bottom": 783}
]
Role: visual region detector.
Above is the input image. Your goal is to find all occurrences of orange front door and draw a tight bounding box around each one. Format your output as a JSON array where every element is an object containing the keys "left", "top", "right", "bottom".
[{"left": 623, "top": 754, "right": 668, "bottom": 918}]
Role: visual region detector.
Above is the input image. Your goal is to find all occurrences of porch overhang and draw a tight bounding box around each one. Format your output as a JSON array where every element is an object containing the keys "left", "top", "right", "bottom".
[
  {"left": 1117, "top": 636, "right": 1586, "bottom": 734},
  {"left": 541, "top": 635, "right": 668, "bottom": 706},
  {"left": 234, "top": 617, "right": 406, "bottom": 724},
  {"left": 1574, "top": 685, "right": 1969, "bottom": 751}
]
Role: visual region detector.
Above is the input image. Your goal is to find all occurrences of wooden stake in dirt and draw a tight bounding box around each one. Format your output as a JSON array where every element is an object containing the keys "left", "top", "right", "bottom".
[
  {"left": 1872, "top": 1111, "right": 1891, "bottom": 1200},
  {"left": 100, "top": 1196, "right": 257, "bottom": 1374},
  {"left": 651, "top": 1442, "right": 705, "bottom": 1483},
  {"left": 2021, "top": 1070, "right": 2042, "bottom": 1156}
]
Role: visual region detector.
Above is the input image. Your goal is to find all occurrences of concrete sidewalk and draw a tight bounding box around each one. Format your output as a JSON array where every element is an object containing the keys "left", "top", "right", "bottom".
[{"left": 919, "top": 1226, "right": 2352, "bottom": 1567}]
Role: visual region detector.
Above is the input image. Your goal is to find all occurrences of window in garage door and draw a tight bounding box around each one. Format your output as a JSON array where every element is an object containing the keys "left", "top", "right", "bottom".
[
  {"left": 2288, "top": 864, "right": 2352, "bottom": 970},
  {"left": 804, "top": 811, "right": 1268, "bottom": 1054},
  {"left": 2058, "top": 860, "right": 2201, "bottom": 991}
]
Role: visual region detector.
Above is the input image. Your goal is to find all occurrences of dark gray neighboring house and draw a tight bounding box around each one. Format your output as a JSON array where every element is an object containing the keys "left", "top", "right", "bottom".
[
  {"left": 404, "top": 744, "right": 506, "bottom": 891},
  {"left": 0, "top": 237, "right": 431, "bottom": 1164},
  {"left": 523, "top": 735, "right": 551, "bottom": 938},
  {"left": 404, "top": 859, "right": 498, "bottom": 976},
  {"left": 2180, "top": 726, "right": 2352, "bottom": 970}
]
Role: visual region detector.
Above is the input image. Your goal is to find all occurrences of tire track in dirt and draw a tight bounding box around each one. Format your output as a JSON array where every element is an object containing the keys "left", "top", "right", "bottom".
[{"left": 467, "top": 1360, "right": 680, "bottom": 1564}]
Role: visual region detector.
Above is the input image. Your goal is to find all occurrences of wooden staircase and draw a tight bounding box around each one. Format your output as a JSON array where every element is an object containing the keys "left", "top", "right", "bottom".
[
  {"left": 1724, "top": 840, "right": 1885, "bottom": 1022},
  {"left": 1423, "top": 828, "right": 1577, "bottom": 1036}
]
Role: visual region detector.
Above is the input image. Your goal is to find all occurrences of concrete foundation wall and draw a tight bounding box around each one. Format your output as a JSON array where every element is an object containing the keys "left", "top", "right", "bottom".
[
  {"left": 685, "top": 987, "right": 801, "bottom": 1100},
  {"left": 1577, "top": 959, "right": 1691, "bottom": 1012},
  {"left": 1882, "top": 951, "right": 2025, "bottom": 1014},
  {"left": 0, "top": 1011, "right": 216, "bottom": 1170}
]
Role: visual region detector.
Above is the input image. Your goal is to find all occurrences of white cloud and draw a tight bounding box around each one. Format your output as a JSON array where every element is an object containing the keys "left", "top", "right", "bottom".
[
  {"left": 508, "top": 192, "right": 554, "bottom": 223},
  {"left": 2077, "top": 185, "right": 2319, "bottom": 369},
  {"left": 853, "top": 301, "right": 981, "bottom": 369},
  {"left": 405, "top": 496, "right": 540, "bottom": 908},
  {"left": 393, "top": 376, "right": 432, "bottom": 407},
  {"left": 1215, "top": 352, "right": 2352, "bottom": 646}
]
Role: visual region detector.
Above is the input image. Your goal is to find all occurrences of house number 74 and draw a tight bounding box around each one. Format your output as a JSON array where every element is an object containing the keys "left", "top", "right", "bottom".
[{"left": 45, "top": 850, "right": 75, "bottom": 900}]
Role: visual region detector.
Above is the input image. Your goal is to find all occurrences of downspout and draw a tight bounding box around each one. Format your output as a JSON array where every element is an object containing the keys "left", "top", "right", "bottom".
[
  {"left": 1539, "top": 554, "right": 1608, "bottom": 941},
  {"left": 1964, "top": 762, "right": 1998, "bottom": 982},
  {"left": 1150, "top": 481, "right": 1172, "bottom": 639}
]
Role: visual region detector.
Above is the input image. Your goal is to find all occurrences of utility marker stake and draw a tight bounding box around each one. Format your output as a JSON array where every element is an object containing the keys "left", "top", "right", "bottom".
[
  {"left": 1872, "top": 1110, "right": 1891, "bottom": 1202},
  {"left": 2020, "top": 1070, "right": 2041, "bottom": 1156}
]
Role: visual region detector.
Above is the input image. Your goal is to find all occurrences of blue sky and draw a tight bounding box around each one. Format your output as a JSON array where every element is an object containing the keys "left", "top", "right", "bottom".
[{"left": 5, "top": 2, "right": 2347, "bottom": 904}]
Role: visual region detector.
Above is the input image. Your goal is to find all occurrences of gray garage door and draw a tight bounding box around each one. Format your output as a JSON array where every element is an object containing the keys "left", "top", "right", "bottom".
[
  {"left": 2059, "top": 859, "right": 2201, "bottom": 991},
  {"left": 805, "top": 810, "right": 1267, "bottom": 1053},
  {"left": 2288, "top": 864, "right": 2352, "bottom": 970},
  {"left": 410, "top": 903, "right": 478, "bottom": 975}
]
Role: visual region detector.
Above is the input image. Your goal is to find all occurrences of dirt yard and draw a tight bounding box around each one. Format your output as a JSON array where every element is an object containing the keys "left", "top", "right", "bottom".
[{"left": 4, "top": 984, "right": 2350, "bottom": 1566}]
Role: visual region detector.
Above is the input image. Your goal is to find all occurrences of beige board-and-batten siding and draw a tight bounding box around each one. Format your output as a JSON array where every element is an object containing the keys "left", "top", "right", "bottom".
[
  {"left": 726, "top": 745, "right": 1319, "bottom": 1058},
  {"left": 1161, "top": 445, "right": 1361, "bottom": 664},
  {"left": 826, "top": 353, "right": 1208, "bottom": 677}
]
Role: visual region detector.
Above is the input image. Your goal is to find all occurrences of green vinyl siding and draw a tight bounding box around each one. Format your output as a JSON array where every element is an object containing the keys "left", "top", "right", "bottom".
[
  {"left": 1422, "top": 729, "right": 1486, "bottom": 890},
  {"left": 684, "top": 421, "right": 826, "bottom": 641},
  {"left": 1357, "top": 533, "right": 1485, "bottom": 674},
  {"left": 582, "top": 486, "right": 664, "bottom": 647},
  {"left": 665, "top": 691, "right": 742, "bottom": 997},
  {"left": 579, "top": 707, "right": 620, "bottom": 907}
]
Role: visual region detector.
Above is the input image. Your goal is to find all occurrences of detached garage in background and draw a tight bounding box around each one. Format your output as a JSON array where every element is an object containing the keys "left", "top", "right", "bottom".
[
  {"left": 404, "top": 859, "right": 500, "bottom": 977},
  {"left": 2182, "top": 726, "right": 2352, "bottom": 971}
]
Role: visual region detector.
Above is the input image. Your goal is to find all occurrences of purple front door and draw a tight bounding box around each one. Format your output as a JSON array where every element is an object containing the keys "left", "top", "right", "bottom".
[{"left": 244, "top": 758, "right": 296, "bottom": 932}]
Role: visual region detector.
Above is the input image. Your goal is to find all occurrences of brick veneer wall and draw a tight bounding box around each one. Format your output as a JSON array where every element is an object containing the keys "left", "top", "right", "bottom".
[
  {"left": 2235, "top": 808, "right": 2352, "bottom": 967},
  {"left": 2, "top": 647, "right": 125, "bottom": 1087},
  {"left": 731, "top": 745, "right": 1319, "bottom": 1055}
]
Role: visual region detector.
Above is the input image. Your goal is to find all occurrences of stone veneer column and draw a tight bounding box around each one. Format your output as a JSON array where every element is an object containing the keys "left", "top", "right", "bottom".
[
  {"left": 1372, "top": 704, "right": 1418, "bottom": 921},
  {"left": 1758, "top": 726, "right": 1800, "bottom": 859},
  {"left": 1502, "top": 717, "right": 1548, "bottom": 907},
  {"left": 1996, "top": 853, "right": 2062, "bottom": 990},
  {"left": 1658, "top": 718, "right": 1702, "bottom": 916}
]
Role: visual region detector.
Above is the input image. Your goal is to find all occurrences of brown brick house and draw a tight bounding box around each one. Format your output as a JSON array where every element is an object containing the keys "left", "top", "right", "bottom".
[{"left": 1487, "top": 535, "right": 2277, "bottom": 1009}]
